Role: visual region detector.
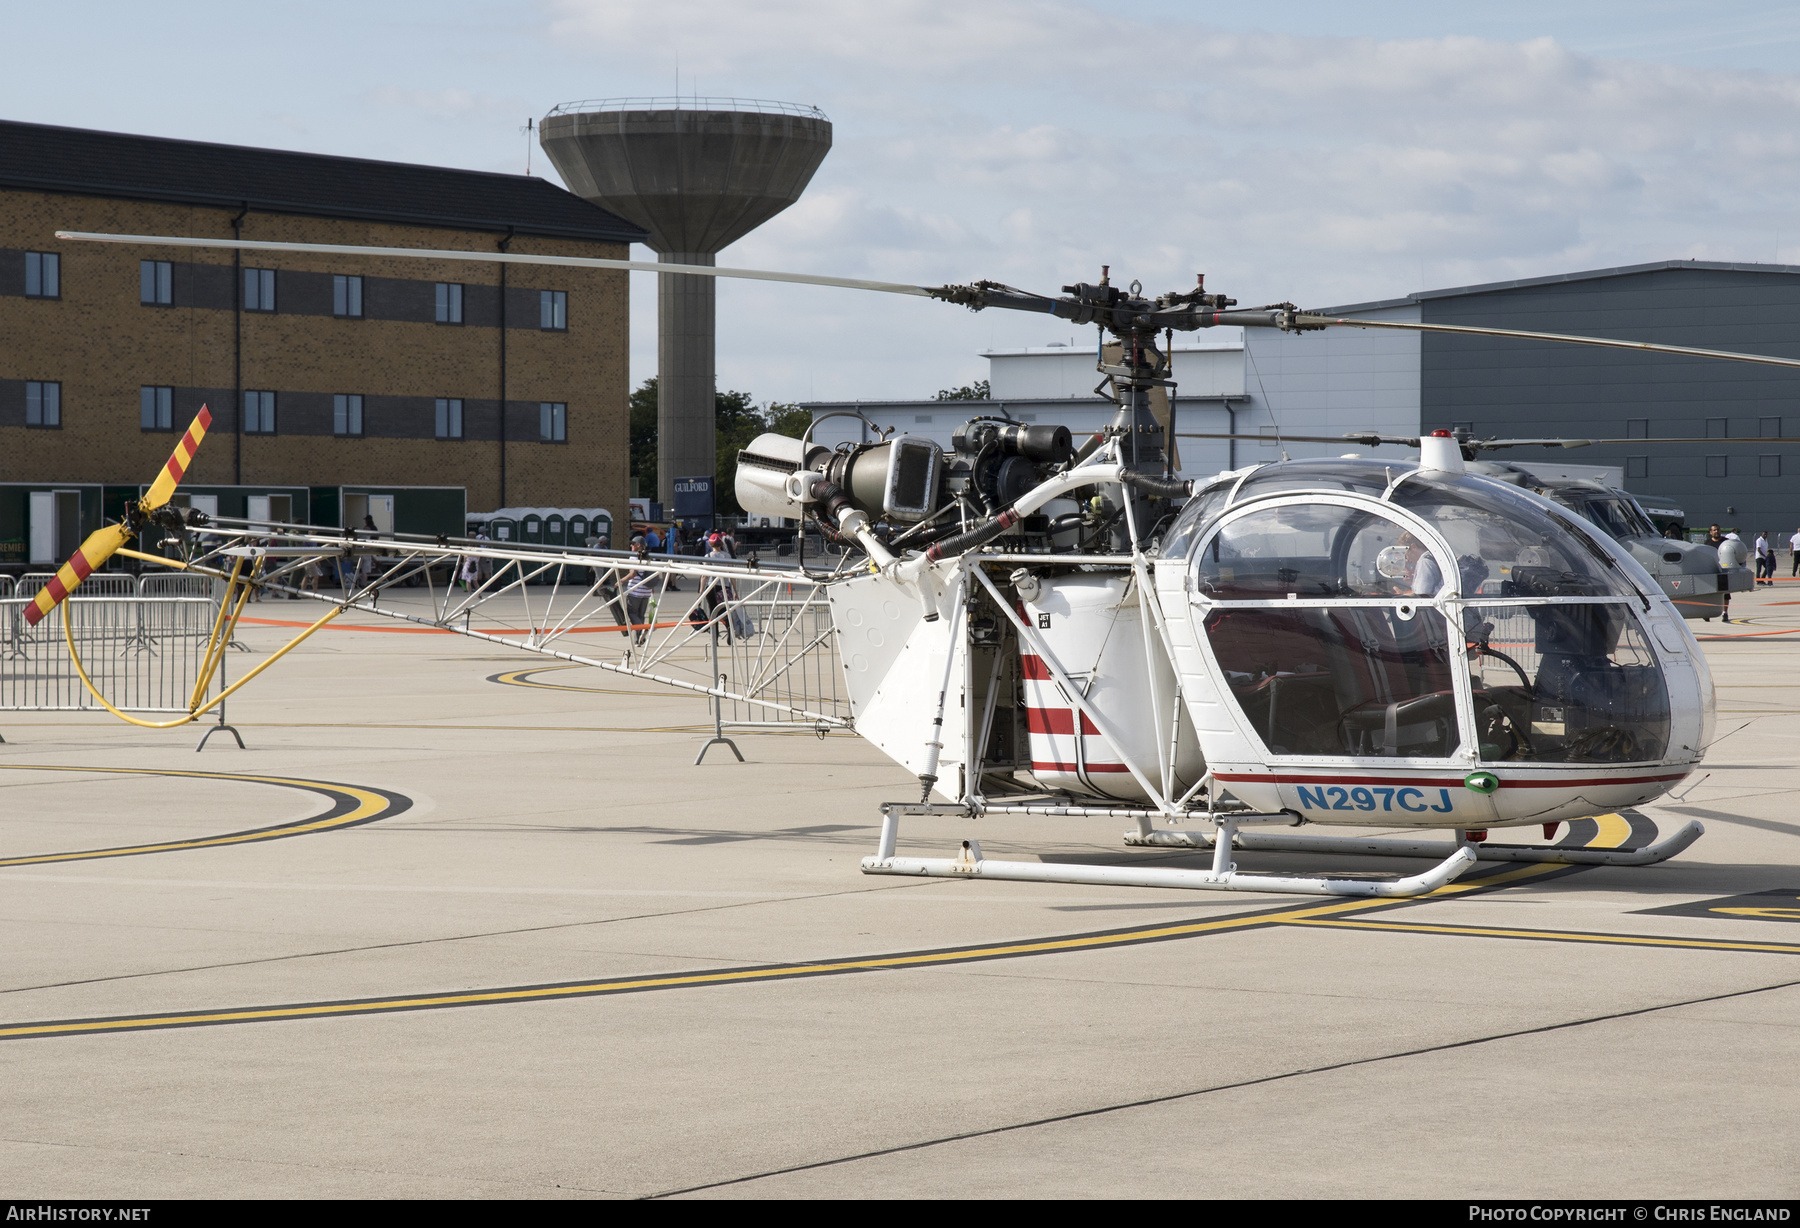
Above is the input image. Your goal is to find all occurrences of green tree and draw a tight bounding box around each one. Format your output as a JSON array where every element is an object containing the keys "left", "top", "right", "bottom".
[
  {"left": 629, "top": 378, "right": 808, "bottom": 517},
  {"left": 764, "top": 402, "right": 812, "bottom": 438},
  {"left": 935, "top": 379, "right": 990, "bottom": 401},
  {"left": 713, "top": 388, "right": 764, "bottom": 517},
  {"left": 629, "top": 377, "right": 659, "bottom": 499}
]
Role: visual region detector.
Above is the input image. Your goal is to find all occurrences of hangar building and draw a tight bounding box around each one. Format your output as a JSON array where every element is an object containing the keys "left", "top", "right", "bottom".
[
  {"left": 812, "top": 261, "right": 1800, "bottom": 533},
  {"left": 1244, "top": 260, "right": 1800, "bottom": 530}
]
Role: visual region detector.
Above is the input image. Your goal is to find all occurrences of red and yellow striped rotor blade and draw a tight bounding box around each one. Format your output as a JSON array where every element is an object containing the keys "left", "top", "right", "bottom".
[
  {"left": 142, "top": 404, "right": 213, "bottom": 512},
  {"left": 23, "top": 523, "right": 132, "bottom": 628}
]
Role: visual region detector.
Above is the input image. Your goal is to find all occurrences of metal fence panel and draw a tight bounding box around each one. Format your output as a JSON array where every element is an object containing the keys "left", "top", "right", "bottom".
[
  {"left": 18, "top": 572, "right": 138, "bottom": 598},
  {"left": 0, "top": 596, "right": 218, "bottom": 712},
  {"left": 715, "top": 590, "right": 847, "bottom": 728}
]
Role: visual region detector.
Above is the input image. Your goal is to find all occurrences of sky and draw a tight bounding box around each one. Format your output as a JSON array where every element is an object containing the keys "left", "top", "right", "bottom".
[{"left": 9, "top": 1, "right": 1800, "bottom": 405}]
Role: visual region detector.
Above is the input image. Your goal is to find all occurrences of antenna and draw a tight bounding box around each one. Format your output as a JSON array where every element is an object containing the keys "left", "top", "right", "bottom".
[{"left": 521, "top": 117, "right": 535, "bottom": 175}]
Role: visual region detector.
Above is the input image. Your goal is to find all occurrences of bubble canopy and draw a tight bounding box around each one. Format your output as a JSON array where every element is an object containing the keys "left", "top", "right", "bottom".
[
  {"left": 1168, "top": 461, "right": 1671, "bottom": 765},
  {"left": 1168, "top": 460, "right": 1638, "bottom": 601}
]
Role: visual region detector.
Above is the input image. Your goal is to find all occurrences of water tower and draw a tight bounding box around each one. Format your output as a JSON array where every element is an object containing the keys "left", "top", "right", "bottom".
[{"left": 539, "top": 99, "right": 832, "bottom": 510}]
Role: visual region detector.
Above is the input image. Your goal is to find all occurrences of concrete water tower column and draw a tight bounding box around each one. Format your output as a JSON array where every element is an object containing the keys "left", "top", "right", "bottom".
[{"left": 538, "top": 100, "right": 832, "bottom": 509}]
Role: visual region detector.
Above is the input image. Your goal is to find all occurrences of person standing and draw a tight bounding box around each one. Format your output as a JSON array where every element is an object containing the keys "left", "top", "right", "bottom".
[
  {"left": 624, "top": 547, "right": 656, "bottom": 646},
  {"left": 1719, "top": 531, "right": 1749, "bottom": 623},
  {"left": 1790, "top": 526, "right": 1800, "bottom": 577},
  {"left": 1755, "top": 530, "right": 1774, "bottom": 586}
]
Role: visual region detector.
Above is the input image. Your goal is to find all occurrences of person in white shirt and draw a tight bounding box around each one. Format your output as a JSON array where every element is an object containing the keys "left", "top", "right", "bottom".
[
  {"left": 1755, "top": 532, "right": 1773, "bottom": 586},
  {"left": 1719, "top": 532, "right": 1749, "bottom": 622},
  {"left": 1789, "top": 528, "right": 1800, "bottom": 577}
]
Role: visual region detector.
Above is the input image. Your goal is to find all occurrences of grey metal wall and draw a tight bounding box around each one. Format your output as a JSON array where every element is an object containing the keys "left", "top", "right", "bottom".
[
  {"left": 1421, "top": 265, "right": 1800, "bottom": 531},
  {"left": 1239, "top": 301, "right": 1424, "bottom": 466}
]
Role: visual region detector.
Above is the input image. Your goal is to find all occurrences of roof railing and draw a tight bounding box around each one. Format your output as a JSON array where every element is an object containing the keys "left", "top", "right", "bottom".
[{"left": 544, "top": 97, "right": 828, "bottom": 120}]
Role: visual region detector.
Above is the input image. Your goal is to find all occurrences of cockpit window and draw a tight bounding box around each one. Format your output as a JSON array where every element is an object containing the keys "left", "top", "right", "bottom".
[
  {"left": 1466, "top": 603, "right": 1670, "bottom": 763},
  {"left": 1205, "top": 605, "right": 1461, "bottom": 758},
  {"left": 1196, "top": 503, "right": 1447, "bottom": 600},
  {"left": 1231, "top": 458, "right": 1393, "bottom": 501},
  {"left": 1575, "top": 496, "right": 1657, "bottom": 541},
  {"left": 1160, "top": 483, "right": 1232, "bottom": 559},
  {"left": 1390, "top": 477, "right": 1638, "bottom": 599}
]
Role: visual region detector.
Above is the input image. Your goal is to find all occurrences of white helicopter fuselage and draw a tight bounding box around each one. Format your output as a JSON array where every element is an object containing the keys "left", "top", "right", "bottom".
[{"left": 831, "top": 453, "right": 1712, "bottom": 832}]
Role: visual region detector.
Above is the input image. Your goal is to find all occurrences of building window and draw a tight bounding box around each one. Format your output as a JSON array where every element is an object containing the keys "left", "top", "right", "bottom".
[
  {"left": 1626, "top": 456, "right": 1648, "bottom": 479},
  {"left": 25, "top": 252, "right": 59, "bottom": 298},
  {"left": 1706, "top": 455, "right": 1728, "bottom": 479},
  {"left": 333, "top": 394, "right": 364, "bottom": 437},
  {"left": 540, "top": 289, "right": 567, "bottom": 330},
  {"left": 1760, "top": 455, "right": 1781, "bottom": 478},
  {"left": 1626, "top": 418, "right": 1649, "bottom": 438},
  {"left": 1706, "top": 418, "right": 1728, "bottom": 439},
  {"left": 244, "top": 390, "right": 276, "bottom": 434},
  {"left": 540, "top": 402, "right": 566, "bottom": 442},
  {"left": 436, "top": 398, "right": 463, "bottom": 439},
  {"left": 26, "top": 381, "right": 61, "bottom": 427},
  {"left": 333, "top": 275, "right": 363, "bottom": 318},
  {"left": 244, "top": 268, "right": 276, "bottom": 312},
  {"left": 435, "top": 283, "right": 463, "bottom": 324},
  {"left": 140, "top": 385, "right": 173, "bottom": 430},
  {"left": 140, "top": 260, "right": 171, "bottom": 305},
  {"left": 1761, "top": 417, "right": 1782, "bottom": 438}
]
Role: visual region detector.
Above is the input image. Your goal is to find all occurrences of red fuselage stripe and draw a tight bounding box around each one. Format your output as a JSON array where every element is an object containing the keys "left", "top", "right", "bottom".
[
  {"left": 1212, "top": 771, "right": 1690, "bottom": 789},
  {"left": 1025, "top": 706, "right": 1101, "bottom": 735}
]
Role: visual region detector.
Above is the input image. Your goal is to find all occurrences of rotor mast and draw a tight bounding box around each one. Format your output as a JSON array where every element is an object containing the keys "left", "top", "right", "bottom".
[{"left": 925, "top": 271, "right": 1275, "bottom": 547}]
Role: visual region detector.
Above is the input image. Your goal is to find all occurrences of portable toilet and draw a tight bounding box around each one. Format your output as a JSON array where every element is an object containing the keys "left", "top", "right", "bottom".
[
  {"left": 487, "top": 516, "right": 518, "bottom": 544},
  {"left": 567, "top": 513, "right": 589, "bottom": 547},
  {"left": 543, "top": 512, "right": 567, "bottom": 549},
  {"left": 520, "top": 511, "right": 543, "bottom": 545}
]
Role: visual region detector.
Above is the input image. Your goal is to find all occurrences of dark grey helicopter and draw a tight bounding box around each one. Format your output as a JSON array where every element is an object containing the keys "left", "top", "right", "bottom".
[{"left": 1466, "top": 461, "right": 1749, "bottom": 620}]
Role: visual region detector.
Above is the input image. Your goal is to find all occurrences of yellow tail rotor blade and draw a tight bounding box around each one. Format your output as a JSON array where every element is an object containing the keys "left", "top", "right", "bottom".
[
  {"left": 23, "top": 523, "right": 132, "bottom": 628},
  {"left": 141, "top": 404, "right": 214, "bottom": 512}
]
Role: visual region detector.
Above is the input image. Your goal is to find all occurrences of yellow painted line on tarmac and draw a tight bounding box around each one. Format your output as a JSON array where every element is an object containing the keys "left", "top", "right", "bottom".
[
  {"left": 0, "top": 894, "right": 1397, "bottom": 1042},
  {"left": 1285, "top": 917, "right": 1800, "bottom": 956},
  {"left": 0, "top": 815, "right": 1711, "bottom": 1042},
  {"left": 491, "top": 664, "right": 703, "bottom": 698},
  {"left": 0, "top": 766, "right": 407, "bottom": 867},
  {"left": 1590, "top": 811, "right": 1633, "bottom": 849}
]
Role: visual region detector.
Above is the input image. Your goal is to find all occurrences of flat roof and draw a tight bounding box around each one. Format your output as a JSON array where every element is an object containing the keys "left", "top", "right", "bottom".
[
  {"left": 1317, "top": 259, "right": 1800, "bottom": 315},
  {"left": 0, "top": 118, "right": 647, "bottom": 244}
]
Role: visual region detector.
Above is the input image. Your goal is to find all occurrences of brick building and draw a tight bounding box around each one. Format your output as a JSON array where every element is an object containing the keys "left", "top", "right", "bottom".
[{"left": 0, "top": 118, "right": 645, "bottom": 570}]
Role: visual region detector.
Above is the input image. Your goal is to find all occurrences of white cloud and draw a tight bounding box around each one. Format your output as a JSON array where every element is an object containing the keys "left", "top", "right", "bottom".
[{"left": 541, "top": 0, "right": 1800, "bottom": 399}]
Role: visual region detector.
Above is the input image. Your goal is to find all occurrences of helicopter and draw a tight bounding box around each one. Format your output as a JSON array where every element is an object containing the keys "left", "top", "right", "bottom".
[{"left": 45, "top": 227, "right": 1800, "bottom": 900}]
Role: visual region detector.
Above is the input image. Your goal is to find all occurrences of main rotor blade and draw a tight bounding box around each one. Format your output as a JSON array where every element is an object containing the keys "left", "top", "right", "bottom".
[
  {"left": 1174, "top": 431, "right": 1800, "bottom": 450},
  {"left": 1471, "top": 436, "right": 1800, "bottom": 449},
  {"left": 54, "top": 232, "right": 936, "bottom": 299},
  {"left": 1303, "top": 315, "right": 1800, "bottom": 372},
  {"left": 1175, "top": 432, "right": 1420, "bottom": 447}
]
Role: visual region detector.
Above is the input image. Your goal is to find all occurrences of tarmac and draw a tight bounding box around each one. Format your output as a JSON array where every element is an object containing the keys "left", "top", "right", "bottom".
[{"left": 2, "top": 580, "right": 1798, "bottom": 1200}]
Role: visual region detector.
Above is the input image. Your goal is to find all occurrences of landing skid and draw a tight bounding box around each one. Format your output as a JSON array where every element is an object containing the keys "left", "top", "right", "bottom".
[
  {"left": 861, "top": 804, "right": 1477, "bottom": 898},
  {"left": 1125, "top": 821, "right": 1706, "bottom": 867}
]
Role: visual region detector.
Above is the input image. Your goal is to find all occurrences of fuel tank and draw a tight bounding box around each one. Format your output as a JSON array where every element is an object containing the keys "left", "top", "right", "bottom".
[{"left": 1021, "top": 573, "right": 1204, "bottom": 802}]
